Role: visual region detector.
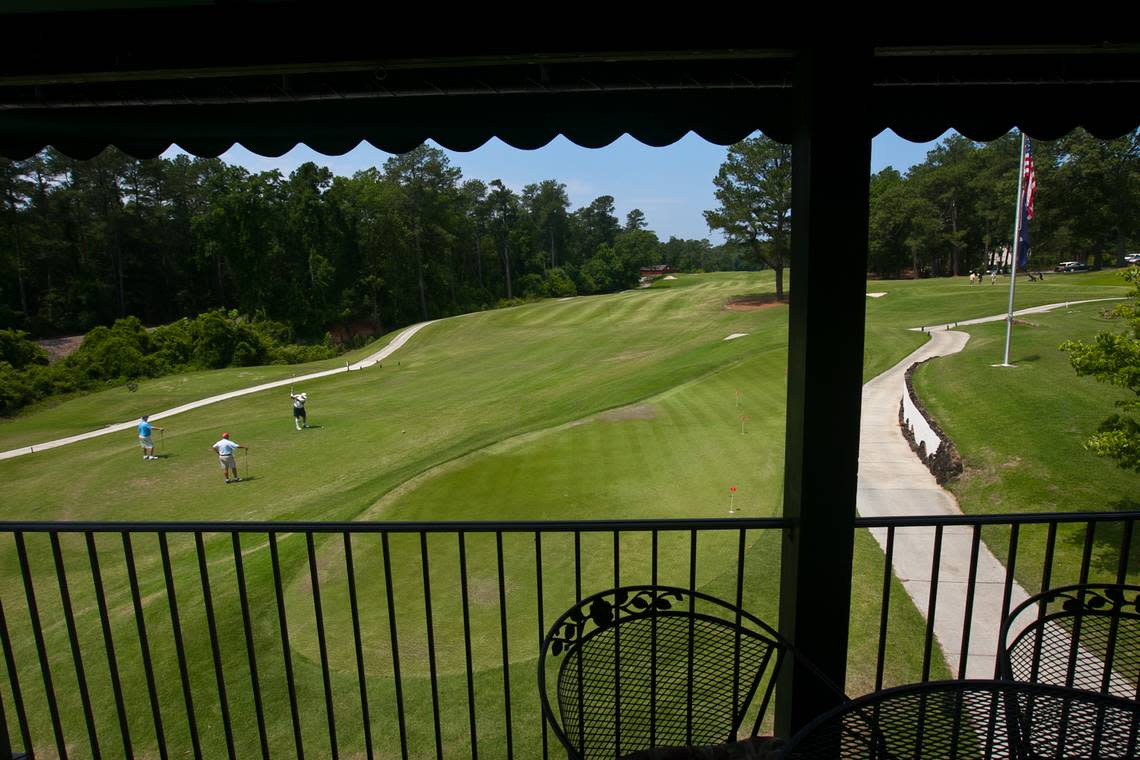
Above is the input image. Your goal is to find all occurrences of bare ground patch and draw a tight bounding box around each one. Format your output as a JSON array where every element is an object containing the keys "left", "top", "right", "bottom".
[
  {"left": 725, "top": 293, "right": 787, "bottom": 312},
  {"left": 598, "top": 403, "right": 657, "bottom": 422},
  {"left": 36, "top": 335, "right": 84, "bottom": 362}
]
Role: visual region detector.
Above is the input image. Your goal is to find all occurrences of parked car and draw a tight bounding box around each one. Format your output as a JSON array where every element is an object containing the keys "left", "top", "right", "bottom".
[
  {"left": 1125, "top": 253, "right": 1140, "bottom": 265},
  {"left": 1054, "top": 261, "right": 1088, "bottom": 272}
]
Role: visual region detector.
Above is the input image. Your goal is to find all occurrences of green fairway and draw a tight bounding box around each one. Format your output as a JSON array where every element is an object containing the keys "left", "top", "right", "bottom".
[{"left": 0, "top": 270, "right": 1130, "bottom": 758}]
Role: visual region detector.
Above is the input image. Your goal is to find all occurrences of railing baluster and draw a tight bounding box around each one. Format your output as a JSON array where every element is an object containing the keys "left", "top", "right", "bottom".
[
  {"left": 194, "top": 533, "right": 236, "bottom": 760},
  {"left": 17, "top": 532, "right": 68, "bottom": 759},
  {"left": 1065, "top": 522, "right": 1098, "bottom": 689},
  {"left": 1041, "top": 521, "right": 1058, "bottom": 593},
  {"left": 461, "top": 533, "right": 479, "bottom": 760},
  {"left": 1116, "top": 518, "right": 1134, "bottom": 585},
  {"left": 0, "top": 595, "right": 32, "bottom": 753},
  {"left": 650, "top": 530, "right": 658, "bottom": 748},
  {"left": 686, "top": 529, "right": 697, "bottom": 745},
  {"left": 0, "top": 676, "right": 11, "bottom": 760},
  {"left": 123, "top": 532, "right": 168, "bottom": 760},
  {"left": 1080, "top": 521, "right": 1096, "bottom": 585},
  {"left": 306, "top": 533, "right": 339, "bottom": 760},
  {"left": 532, "top": 532, "right": 544, "bottom": 760},
  {"left": 958, "top": 525, "right": 983, "bottom": 679},
  {"left": 875, "top": 526, "right": 895, "bottom": 692},
  {"left": 574, "top": 530, "right": 584, "bottom": 758},
  {"left": 270, "top": 532, "right": 305, "bottom": 760},
  {"left": 231, "top": 533, "right": 269, "bottom": 760},
  {"left": 419, "top": 532, "right": 443, "bottom": 760},
  {"left": 85, "top": 532, "right": 131, "bottom": 758},
  {"left": 613, "top": 530, "right": 621, "bottom": 758},
  {"left": 732, "top": 529, "right": 745, "bottom": 737},
  {"left": 303, "top": 535, "right": 337, "bottom": 760},
  {"left": 50, "top": 532, "right": 101, "bottom": 759},
  {"left": 343, "top": 533, "right": 375, "bottom": 760},
  {"left": 1030, "top": 522, "right": 1059, "bottom": 685},
  {"left": 996, "top": 524, "right": 1020, "bottom": 679},
  {"left": 921, "top": 525, "right": 944, "bottom": 682},
  {"left": 381, "top": 532, "right": 409, "bottom": 760},
  {"left": 496, "top": 532, "right": 514, "bottom": 760},
  {"left": 159, "top": 533, "right": 202, "bottom": 760}
]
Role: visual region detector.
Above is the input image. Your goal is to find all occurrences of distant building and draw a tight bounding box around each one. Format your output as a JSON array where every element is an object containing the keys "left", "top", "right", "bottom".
[{"left": 639, "top": 264, "right": 674, "bottom": 277}]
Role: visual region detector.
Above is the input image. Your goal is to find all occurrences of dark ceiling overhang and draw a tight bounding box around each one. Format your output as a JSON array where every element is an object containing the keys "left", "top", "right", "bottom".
[{"left": 1, "top": 9, "right": 1137, "bottom": 160}]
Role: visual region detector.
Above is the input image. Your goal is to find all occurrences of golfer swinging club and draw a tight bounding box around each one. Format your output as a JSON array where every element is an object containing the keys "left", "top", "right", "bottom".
[
  {"left": 137, "top": 414, "right": 165, "bottom": 461},
  {"left": 290, "top": 390, "right": 309, "bottom": 430},
  {"left": 211, "top": 432, "right": 247, "bottom": 483}
]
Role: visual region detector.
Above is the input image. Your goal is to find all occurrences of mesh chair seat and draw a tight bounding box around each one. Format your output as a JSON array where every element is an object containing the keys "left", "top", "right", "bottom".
[
  {"left": 1000, "top": 584, "right": 1140, "bottom": 700},
  {"left": 779, "top": 680, "right": 1140, "bottom": 760}
]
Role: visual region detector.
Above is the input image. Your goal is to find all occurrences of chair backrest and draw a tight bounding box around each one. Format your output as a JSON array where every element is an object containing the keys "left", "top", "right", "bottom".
[
  {"left": 537, "top": 585, "right": 799, "bottom": 759},
  {"left": 999, "top": 583, "right": 1140, "bottom": 700}
]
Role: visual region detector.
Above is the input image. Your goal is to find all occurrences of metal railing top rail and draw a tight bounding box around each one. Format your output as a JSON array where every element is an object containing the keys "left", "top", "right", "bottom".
[
  {"left": 0, "top": 510, "right": 1135, "bottom": 534},
  {"left": 0, "top": 517, "right": 792, "bottom": 533},
  {"left": 855, "top": 510, "right": 1140, "bottom": 528}
]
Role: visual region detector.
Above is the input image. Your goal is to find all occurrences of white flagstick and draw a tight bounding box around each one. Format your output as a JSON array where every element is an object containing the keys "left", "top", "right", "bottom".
[{"left": 1001, "top": 132, "right": 1028, "bottom": 367}]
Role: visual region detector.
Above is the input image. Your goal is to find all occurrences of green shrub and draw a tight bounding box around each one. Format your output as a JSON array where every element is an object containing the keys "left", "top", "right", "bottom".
[{"left": 0, "top": 329, "right": 48, "bottom": 369}]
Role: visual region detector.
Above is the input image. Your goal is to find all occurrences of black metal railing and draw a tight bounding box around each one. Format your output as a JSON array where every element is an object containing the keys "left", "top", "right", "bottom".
[{"left": 0, "top": 512, "right": 1136, "bottom": 759}]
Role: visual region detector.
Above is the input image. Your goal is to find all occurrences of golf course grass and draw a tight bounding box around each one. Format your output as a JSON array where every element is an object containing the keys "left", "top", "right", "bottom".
[
  {"left": 0, "top": 269, "right": 1131, "bottom": 758},
  {"left": 911, "top": 296, "right": 1139, "bottom": 594}
]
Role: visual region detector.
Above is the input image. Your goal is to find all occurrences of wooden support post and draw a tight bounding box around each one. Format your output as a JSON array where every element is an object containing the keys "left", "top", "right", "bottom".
[{"left": 777, "top": 46, "right": 873, "bottom": 736}]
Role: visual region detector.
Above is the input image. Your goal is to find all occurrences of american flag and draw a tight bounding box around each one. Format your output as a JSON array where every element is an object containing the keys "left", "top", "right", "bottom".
[
  {"left": 1023, "top": 137, "right": 1036, "bottom": 220},
  {"left": 1017, "top": 137, "right": 1035, "bottom": 266}
]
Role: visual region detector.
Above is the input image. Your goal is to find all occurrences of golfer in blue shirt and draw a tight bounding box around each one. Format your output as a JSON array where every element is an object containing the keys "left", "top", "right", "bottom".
[
  {"left": 211, "top": 432, "right": 247, "bottom": 483},
  {"left": 138, "top": 415, "right": 165, "bottom": 460}
]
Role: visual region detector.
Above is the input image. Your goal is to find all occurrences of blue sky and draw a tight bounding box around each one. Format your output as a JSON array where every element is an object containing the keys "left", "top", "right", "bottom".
[{"left": 169, "top": 129, "right": 953, "bottom": 243}]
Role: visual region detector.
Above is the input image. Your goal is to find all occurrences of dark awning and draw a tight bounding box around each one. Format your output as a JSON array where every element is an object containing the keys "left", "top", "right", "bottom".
[{"left": 1, "top": 9, "right": 1137, "bottom": 159}]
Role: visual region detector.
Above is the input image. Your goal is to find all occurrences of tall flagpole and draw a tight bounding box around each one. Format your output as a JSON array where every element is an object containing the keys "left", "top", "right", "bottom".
[{"left": 1001, "top": 132, "right": 1027, "bottom": 367}]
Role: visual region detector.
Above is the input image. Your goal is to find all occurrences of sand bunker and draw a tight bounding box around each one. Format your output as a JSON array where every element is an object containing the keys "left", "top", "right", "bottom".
[
  {"left": 867, "top": 292, "right": 888, "bottom": 298},
  {"left": 725, "top": 294, "right": 787, "bottom": 311},
  {"left": 723, "top": 333, "right": 749, "bottom": 341}
]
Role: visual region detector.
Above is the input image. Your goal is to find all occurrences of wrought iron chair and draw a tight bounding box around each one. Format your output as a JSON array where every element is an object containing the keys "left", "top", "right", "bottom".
[
  {"left": 999, "top": 583, "right": 1140, "bottom": 700},
  {"left": 777, "top": 679, "right": 1140, "bottom": 759},
  {"left": 537, "top": 585, "right": 843, "bottom": 759}
]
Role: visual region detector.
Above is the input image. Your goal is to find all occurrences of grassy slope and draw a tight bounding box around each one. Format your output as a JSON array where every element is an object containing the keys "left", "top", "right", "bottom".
[
  {"left": 0, "top": 271, "right": 1129, "bottom": 758},
  {"left": 911, "top": 298, "right": 1138, "bottom": 593}
]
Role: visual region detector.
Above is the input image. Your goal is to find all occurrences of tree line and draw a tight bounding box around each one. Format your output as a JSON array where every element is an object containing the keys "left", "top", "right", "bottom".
[
  {"left": 0, "top": 146, "right": 752, "bottom": 340},
  {"left": 869, "top": 130, "right": 1140, "bottom": 279}
]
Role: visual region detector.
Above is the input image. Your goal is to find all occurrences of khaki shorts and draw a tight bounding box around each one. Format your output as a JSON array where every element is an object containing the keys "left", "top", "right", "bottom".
[
  {"left": 139, "top": 436, "right": 154, "bottom": 449},
  {"left": 218, "top": 454, "right": 236, "bottom": 470}
]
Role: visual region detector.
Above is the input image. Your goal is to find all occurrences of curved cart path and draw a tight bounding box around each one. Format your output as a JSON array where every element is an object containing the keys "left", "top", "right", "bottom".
[
  {"left": 858, "top": 298, "right": 1123, "bottom": 679},
  {"left": 0, "top": 320, "right": 439, "bottom": 461}
]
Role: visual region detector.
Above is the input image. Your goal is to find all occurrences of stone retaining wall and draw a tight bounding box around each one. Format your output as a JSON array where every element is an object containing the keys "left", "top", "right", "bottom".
[{"left": 899, "top": 358, "right": 964, "bottom": 485}]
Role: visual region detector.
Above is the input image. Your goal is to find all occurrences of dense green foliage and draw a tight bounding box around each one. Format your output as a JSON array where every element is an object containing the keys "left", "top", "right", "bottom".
[
  {"left": 869, "top": 129, "right": 1140, "bottom": 278},
  {"left": 0, "top": 310, "right": 337, "bottom": 416},
  {"left": 0, "top": 147, "right": 750, "bottom": 339},
  {"left": 1062, "top": 267, "right": 1140, "bottom": 471}
]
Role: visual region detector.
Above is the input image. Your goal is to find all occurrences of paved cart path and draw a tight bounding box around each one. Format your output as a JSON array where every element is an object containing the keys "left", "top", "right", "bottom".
[
  {"left": 0, "top": 320, "right": 438, "bottom": 461},
  {"left": 858, "top": 298, "right": 1123, "bottom": 679}
]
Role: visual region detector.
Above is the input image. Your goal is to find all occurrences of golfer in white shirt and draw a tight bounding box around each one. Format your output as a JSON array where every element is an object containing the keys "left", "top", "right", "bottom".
[{"left": 211, "top": 432, "right": 247, "bottom": 483}]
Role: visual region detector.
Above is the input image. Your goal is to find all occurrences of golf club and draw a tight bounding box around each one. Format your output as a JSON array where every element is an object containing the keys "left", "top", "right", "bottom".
[
  {"left": 244, "top": 447, "right": 250, "bottom": 479},
  {"left": 160, "top": 428, "right": 165, "bottom": 456}
]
